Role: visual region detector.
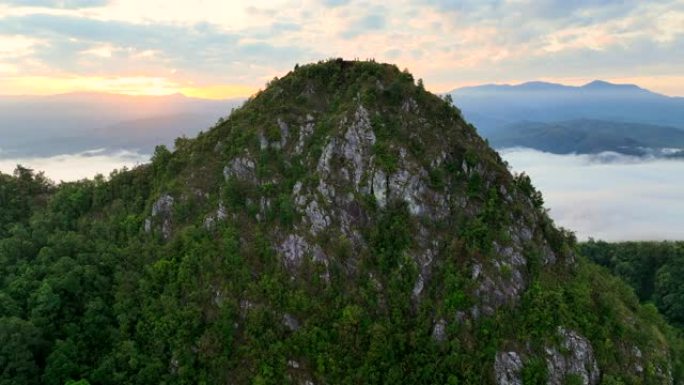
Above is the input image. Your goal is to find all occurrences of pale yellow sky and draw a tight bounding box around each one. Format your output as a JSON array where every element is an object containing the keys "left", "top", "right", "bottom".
[{"left": 0, "top": 0, "right": 682, "bottom": 98}]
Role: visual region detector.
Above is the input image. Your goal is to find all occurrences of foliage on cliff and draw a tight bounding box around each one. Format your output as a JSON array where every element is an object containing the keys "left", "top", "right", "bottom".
[{"left": 0, "top": 59, "right": 681, "bottom": 385}]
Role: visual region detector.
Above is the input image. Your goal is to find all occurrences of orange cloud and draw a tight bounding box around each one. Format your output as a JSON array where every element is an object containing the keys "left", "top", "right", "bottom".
[{"left": 0, "top": 1, "right": 682, "bottom": 97}]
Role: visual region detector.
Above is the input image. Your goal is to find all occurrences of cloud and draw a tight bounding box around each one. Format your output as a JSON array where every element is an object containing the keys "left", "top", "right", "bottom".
[
  {"left": 1, "top": 0, "right": 109, "bottom": 8},
  {"left": 0, "top": 149, "right": 149, "bottom": 182},
  {"left": 341, "top": 12, "right": 387, "bottom": 38},
  {"left": 0, "top": 0, "right": 683, "bottom": 96},
  {"left": 422, "top": 0, "right": 638, "bottom": 21},
  {"left": 321, "top": 0, "right": 351, "bottom": 6},
  {"left": 355, "top": 14, "right": 386, "bottom": 30},
  {"left": 270, "top": 22, "right": 302, "bottom": 33},
  {"left": 0, "top": 14, "right": 237, "bottom": 52},
  {"left": 501, "top": 148, "right": 684, "bottom": 241},
  {"left": 0, "top": 13, "right": 315, "bottom": 81}
]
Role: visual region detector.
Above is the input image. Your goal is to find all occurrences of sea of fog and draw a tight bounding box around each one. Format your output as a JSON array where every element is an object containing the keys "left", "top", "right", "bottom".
[
  {"left": 0, "top": 149, "right": 150, "bottom": 182},
  {"left": 1, "top": 147, "right": 682, "bottom": 242},
  {"left": 500, "top": 148, "right": 684, "bottom": 241}
]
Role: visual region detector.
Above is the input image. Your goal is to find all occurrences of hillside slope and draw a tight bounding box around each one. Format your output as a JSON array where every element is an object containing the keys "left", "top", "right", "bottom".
[
  {"left": 489, "top": 119, "right": 684, "bottom": 155},
  {"left": 0, "top": 59, "right": 681, "bottom": 385},
  {"left": 581, "top": 240, "right": 684, "bottom": 329}
]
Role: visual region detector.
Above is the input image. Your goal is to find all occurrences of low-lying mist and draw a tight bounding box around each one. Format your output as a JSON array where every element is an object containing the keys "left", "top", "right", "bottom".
[
  {"left": 501, "top": 148, "right": 684, "bottom": 241},
  {"left": 0, "top": 149, "right": 150, "bottom": 182}
]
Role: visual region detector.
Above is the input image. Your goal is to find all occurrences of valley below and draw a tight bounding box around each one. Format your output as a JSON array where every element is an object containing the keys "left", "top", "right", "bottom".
[{"left": 500, "top": 147, "right": 684, "bottom": 241}]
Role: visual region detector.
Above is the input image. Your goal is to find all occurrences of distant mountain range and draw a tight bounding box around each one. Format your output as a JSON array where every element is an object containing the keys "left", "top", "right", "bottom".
[
  {"left": 450, "top": 80, "right": 684, "bottom": 156},
  {"left": 0, "top": 93, "right": 242, "bottom": 158},
  {"left": 3, "top": 80, "right": 683, "bottom": 159}
]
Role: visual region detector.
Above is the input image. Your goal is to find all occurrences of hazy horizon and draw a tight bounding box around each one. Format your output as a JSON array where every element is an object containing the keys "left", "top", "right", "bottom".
[{"left": 1, "top": 76, "right": 683, "bottom": 100}]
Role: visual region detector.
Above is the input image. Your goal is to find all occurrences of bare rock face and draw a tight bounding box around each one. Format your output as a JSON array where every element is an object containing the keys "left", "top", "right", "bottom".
[
  {"left": 401, "top": 97, "right": 418, "bottom": 113},
  {"left": 295, "top": 114, "right": 315, "bottom": 154},
  {"left": 470, "top": 221, "right": 538, "bottom": 315},
  {"left": 217, "top": 202, "right": 228, "bottom": 220},
  {"left": 305, "top": 199, "right": 331, "bottom": 235},
  {"left": 278, "top": 234, "right": 310, "bottom": 270},
  {"left": 412, "top": 247, "right": 436, "bottom": 299},
  {"left": 431, "top": 319, "right": 447, "bottom": 343},
  {"left": 469, "top": 236, "right": 530, "bottom": 317},
  {"left": 292, "top": 181, "right": 332, "bottom": 236},
  {"left": 493, "top": 329, "right": 599, "bottom": 385},
  {"left": 293, "top": 104, "right": 380, "bottom": 241},
  {"left": 148, "top": 193, "right": 174, "bottom": 239},
  {"left": 274, "top": 228, "right": 330, "bottom": 281},
  {"left": 494, "top": 351, "right": 524, "bottom": 385},
  {"left": 284, "top": 97, "right": 562, "bottom": 327},
  {"left": 223, "top": 156, "right": 256, "bottom": 182},
  {"left": 545, "top": 328, "right": 600, "bottom": 385},
  {"left": 152, "top": 193, "right": 174, "bottom": 217},
  {"left": 203, "top": 215, "right": 216, "bottom": 230},
  {"left": 387, "top": 166, "right": 426, "bottom": 216},
  {"left": 371, "top": 168, "right": 387, "bottom": 206},
  {"left": 203, "top": 202, "right": 228, "bottom": 230},
  {"left": 340, "top": 105, "right": 376, "bottom": 187},
  {"left": 370, "top": 148, "right": 446, "bottom": 219},
  {"left": 315, "top": 104, "right": 376, "bottom": 194},
  {"left": 282, "top": 313, "right": 300, "bottom": 332},
  {"left": 259, "top": 133, "right": 269, "bottom": 150},
  {"left": 278, "top": 118, "right": 290, "bottom": 148}
]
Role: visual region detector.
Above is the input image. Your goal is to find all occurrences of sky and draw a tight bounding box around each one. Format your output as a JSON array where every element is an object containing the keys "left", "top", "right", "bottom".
[
  {"left": 0, "top": 0, "right": 683, "bottom": 98},
  {"left": 502, "top": 148, "right": 684, "bottom": 241}
]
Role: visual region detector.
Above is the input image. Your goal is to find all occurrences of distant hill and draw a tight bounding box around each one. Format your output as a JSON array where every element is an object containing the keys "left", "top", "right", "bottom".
[
  {"left": 0, "top": 93, "right": 242, "bottom": 157},
  {"left": 489, "top": 119, "right": 684, "bottom": 156},
  {"left": 6, "top": 81, "right": 684, "bottom": 159},
  {"left": 451, "top": 80, "right": 684, "bottom": 133},
  {"left": 450, "top": 80, "right": 684, "bottom": 155}
]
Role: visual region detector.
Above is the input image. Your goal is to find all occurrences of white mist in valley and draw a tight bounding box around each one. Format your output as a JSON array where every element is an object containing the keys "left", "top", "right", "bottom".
[
  {"left": 501, "top": 148, "right": 684, "bottom": 241},
  {"left": 0, "top": 149, "right": 150, "bottom": 182}
]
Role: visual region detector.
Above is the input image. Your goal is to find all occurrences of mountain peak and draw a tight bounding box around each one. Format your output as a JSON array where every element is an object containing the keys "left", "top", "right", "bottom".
[
  {"left": 581, "top": 79, "right": 645, "bottom": 92},
  {"left": 516, "top": 80, "right": 569, "bottom": 90},
  {"left": 148, "top": 59, "right": 675, "bottom": 382},
  {"left": 2, "top": 58, "right": 678, "bottom": 385},
  {"left": 451, "top": 81, "right": 570, "bottom": 94},
  {"left": 583, "top": 79, "right": 614, "bottom": 88},
  {"left": 451, "top": 79, "right": 660, "bottom": 96}
]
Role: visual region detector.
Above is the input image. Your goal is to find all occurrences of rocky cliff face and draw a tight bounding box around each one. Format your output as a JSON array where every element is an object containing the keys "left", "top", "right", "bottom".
[{"left": 132, "top": 60, "right": 676, "bottom": 384}]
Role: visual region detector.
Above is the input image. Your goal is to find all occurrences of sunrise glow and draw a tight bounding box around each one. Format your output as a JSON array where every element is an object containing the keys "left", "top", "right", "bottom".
[{"left": 0, "top": 0, "right": 682, "bottom": 99}]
